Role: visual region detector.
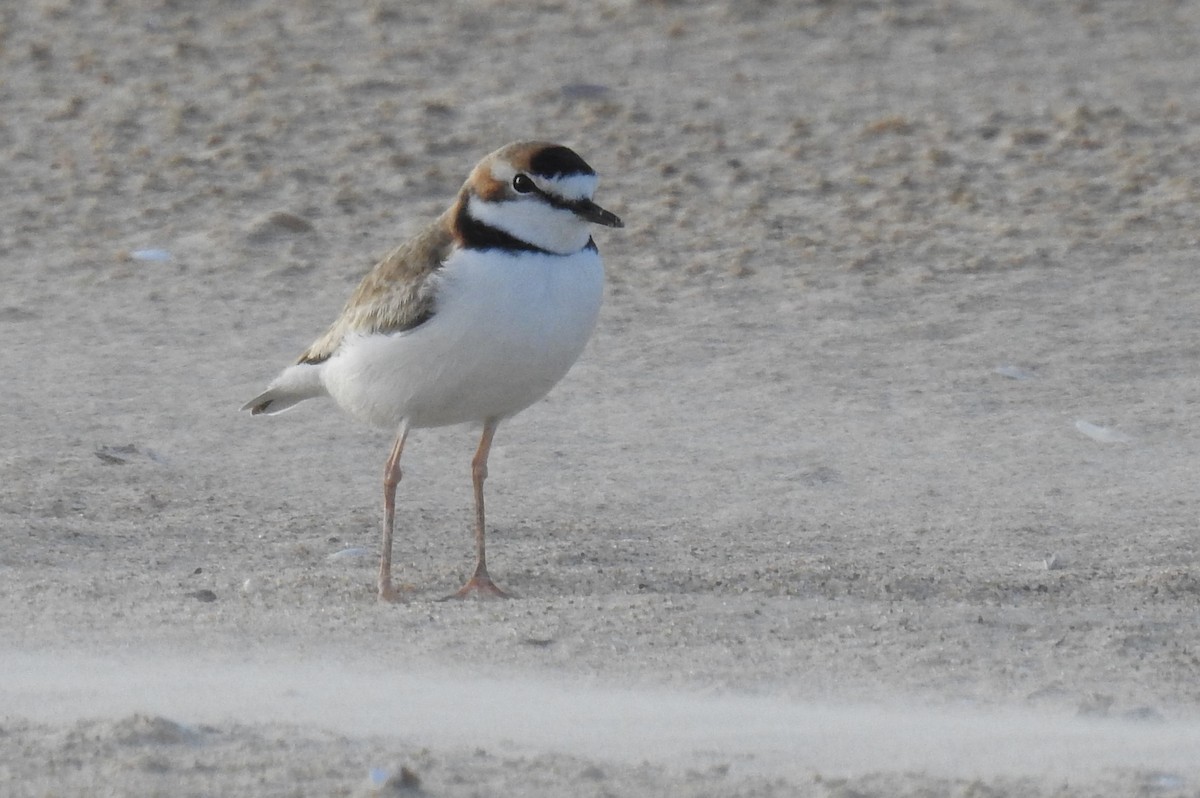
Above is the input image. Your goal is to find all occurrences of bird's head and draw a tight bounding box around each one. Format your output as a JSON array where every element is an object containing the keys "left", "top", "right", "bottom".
[{"left": 457, "top": 141, "right": 623, "bottom": 255}]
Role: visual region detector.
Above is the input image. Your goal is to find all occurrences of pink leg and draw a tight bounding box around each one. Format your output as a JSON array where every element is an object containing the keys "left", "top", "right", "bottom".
[
  {"left": 378, "top": 421, "right": 410, "bottom": 602},
  {"left": 448, "top": 419, "right": 511, "bottom": 599}
]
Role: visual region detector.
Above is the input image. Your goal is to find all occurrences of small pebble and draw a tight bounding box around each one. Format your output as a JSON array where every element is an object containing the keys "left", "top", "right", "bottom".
[
  {"left": 246, "top": 211, "right": 314, "bottom": 243},
  {"left": 129, "top": 248, "right": 172, "bottom": 262},
  {"left": 561, "top": 83, "right": 610, "bottom": 100},
  {"left": 266, "top": 211, "right": 314, "bottom": 232},
  {"left": 994, "top": 364, "right": 1034, "bottom": 380},
  {"left": 1074, "top": 419, "right": 1132, "bottom": 444},
  {"left": 94, "top": 444, "right": 168, "bottom": 466},
  {"left": 367, "top": 765, "right": 421, "bottom": 793}
]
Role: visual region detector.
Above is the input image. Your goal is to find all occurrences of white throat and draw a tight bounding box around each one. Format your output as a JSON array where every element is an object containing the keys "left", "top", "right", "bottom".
[{"left": 466, "top": 195, "right": 593, "bottom": 255}]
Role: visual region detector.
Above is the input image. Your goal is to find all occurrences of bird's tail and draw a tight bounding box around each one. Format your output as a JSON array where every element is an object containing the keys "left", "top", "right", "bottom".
[{"left": 241, "top": 362, "right": 327, "bottom": 415}]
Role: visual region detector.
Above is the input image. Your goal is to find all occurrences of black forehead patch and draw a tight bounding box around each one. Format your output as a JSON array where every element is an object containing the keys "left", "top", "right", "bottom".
[{"left": 529, "top": 146, "right": 595, "bottom": 178}]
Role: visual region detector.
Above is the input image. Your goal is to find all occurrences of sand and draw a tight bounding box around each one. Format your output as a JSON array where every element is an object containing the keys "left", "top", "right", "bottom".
[{"left": 3, "top": 1, "right": 1200, "bottom": 795}]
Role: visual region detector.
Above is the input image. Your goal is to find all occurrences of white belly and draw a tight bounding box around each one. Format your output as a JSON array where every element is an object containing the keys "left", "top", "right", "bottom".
[{"left": 320, "top": 247, "right": 604, "bottom": 429}]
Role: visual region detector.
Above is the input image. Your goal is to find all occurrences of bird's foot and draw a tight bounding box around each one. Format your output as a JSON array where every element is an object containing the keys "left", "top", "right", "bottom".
[
  {"left": 443, "top": 574, "right": 513, "bottom": 600},
  {"left": 377, "top": 580, "right": 416, "bottom": 603}
]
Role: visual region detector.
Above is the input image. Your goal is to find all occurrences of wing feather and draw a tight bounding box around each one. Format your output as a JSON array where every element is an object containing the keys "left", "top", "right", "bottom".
[{"left": 298, "top": 213, "right": 455, "bottom": 365}]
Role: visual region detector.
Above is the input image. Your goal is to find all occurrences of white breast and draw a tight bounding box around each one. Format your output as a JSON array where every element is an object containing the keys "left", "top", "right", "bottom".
[{"left": 320, "top": 247, "right": 604, "bottom": 430}]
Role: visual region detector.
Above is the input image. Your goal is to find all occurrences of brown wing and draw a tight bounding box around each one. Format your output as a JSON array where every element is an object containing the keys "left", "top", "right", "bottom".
[{"left": 298, "top": 213, "right": 456, "bottom": 365}]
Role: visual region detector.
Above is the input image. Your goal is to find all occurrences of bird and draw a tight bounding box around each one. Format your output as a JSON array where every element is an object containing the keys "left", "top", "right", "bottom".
[{"left": 241, "top": 141, "right": 622, "bottom": 601}]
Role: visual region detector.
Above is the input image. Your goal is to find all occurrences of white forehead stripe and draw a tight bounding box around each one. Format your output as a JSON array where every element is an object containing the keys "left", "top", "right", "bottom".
[
  {"left": 539, "top": 173, "right": 598, "bottom": 201},
  {"left": 488, "top": 161, "right": 597, "bottom": 201}
]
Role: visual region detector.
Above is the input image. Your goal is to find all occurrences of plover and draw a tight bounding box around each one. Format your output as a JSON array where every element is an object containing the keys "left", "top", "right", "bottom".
[{"left": 242, "top": 141, "right": 622, "bottom": 601}]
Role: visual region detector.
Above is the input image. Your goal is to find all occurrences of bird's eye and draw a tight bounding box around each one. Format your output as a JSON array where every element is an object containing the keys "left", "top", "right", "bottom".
[{"left": 512, "top": 174, "right": 536, "bottom": 194}]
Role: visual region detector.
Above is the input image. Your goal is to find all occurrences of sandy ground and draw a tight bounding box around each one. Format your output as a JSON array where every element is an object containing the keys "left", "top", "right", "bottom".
[{"left": 3, "top": 0, "right": 1200, "bottom": 795}]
